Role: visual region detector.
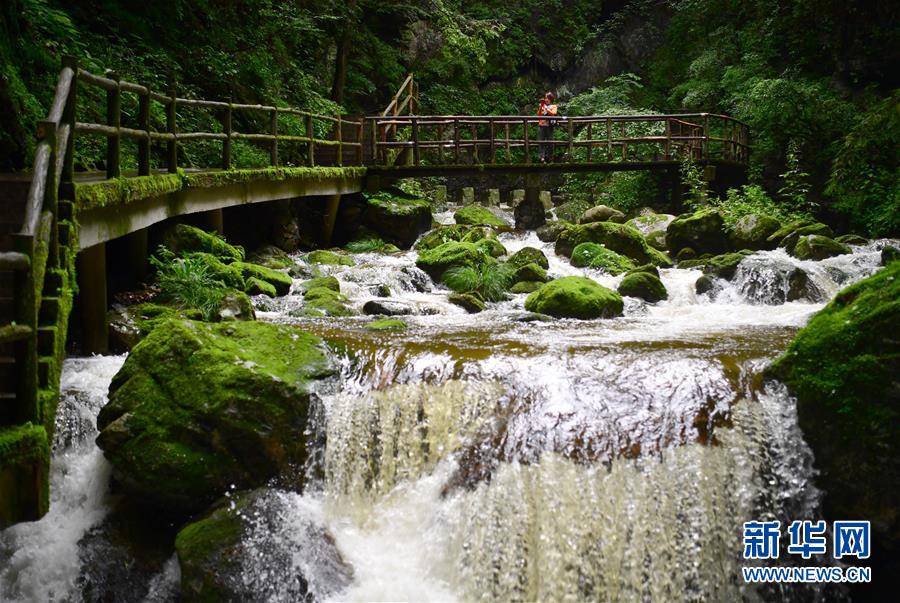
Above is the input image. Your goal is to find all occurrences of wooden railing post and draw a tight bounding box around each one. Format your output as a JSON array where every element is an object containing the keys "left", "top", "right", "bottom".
[
  {"left": 523, "top": 118, "right": 530, "bottom": 164},
  {"left": 270, "top": 109, "right": 279, "bottom": 166},
  {"left": 411, "top": 117, "right": 420, "bottom": 166},
  {"left": 335, "top": 114, "right": 343, "bottom": 166},
  {"left": 702, "top": 113, "right": 710, "bottom": 161},
  {"left": 454, "top": 119, "right": 460, "bottom": 164},
  {"left": 166, "top": 78, "right": 178, "bottom": 173},
  {"left": 106, "top": 71, "right": 121, "bottom": 179},
  {"left": 305, "top": 113, "right": 314, "bottom": 167},
  {"left": 138, "top": 85, "right": 151, "bottom": 176},
  {"left": 222, "top": 100, "right": 232, "bottom": 170},
  {"left": 606, "top": 118, "right": 612, "bottom": 160},
  {"left": 61, "top": 56, "right": 77, "bottom": 186},
  {"left": 489, "top": 120, "right": 496, "bottom": 164},
  {"left": 586, "top": 122, "right": 593, "bottom": 162},
  {"left": 38, "top": 121, "right": 59, "bottom": 268},
  {"left": 664, "top": 118, "right": 672, "bottom": 160},
  {"left": 567, "top": 118, "right": 574, "bottom": 161}
]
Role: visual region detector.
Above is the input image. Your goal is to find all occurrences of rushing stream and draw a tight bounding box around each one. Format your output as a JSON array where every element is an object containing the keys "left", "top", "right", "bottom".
[{"left": 1, "top": 202, "right": 893, "bottom": 602}]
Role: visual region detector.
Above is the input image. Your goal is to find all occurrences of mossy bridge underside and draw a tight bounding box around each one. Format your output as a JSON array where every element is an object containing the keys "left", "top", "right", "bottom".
[{"left": 0, "top": 60, "right": 749, "bottom": 527}]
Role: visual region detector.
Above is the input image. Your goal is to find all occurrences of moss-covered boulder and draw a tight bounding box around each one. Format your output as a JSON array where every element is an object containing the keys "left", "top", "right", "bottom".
[
  {"left": 835, "top": 234, "right": 869, "bottom": 246},
  {"left": 246, "top": 244, "right": 292, "bottom": 269},
  {"left": 164, "top": 224, "right": 244, "bottom": 262},
  {"left": 512, "top": 262, "right": 548, "bottom": 283},
  {"left": 365, "top": 318, "right": 407, "bottom": 331},
  {"left": 728, "top": 214, "right": 780, "bottom": 250},
  {"left": 449, "top": 292, "right": 486, "bottom": 313},
  {"left": 306, "top": 250, "right": 355, "bottom": 267},
  {"left": 791, "top": 235, "right": 851, "bottom": 261},
  {"left": 579, "top": 205, "right": 625, "bottom": 224},
  {"left": 569, "top": 242, "right": 635, "bottom": 275},
  {"left": 625, "top": 264, "right": 660, "bottom": 279},
  {"left": 509, "top": 281, "right": 544, "bottom": 294},
  {"left": 245, "top": 277, "right": 276, "bottom": 297},
  {"left": 767, "top": 263, "right": 900, "bottom": 563},
  {"left": 301, "top": 287, "right": 355, "bottom": 317},
  {"left": 414, "top": 224, "right": 495, "bottom": 251},
  {"left": 625, "top": 213, "right": 675, "bottom": 238},
  {"left": 883, "top": 246, "right": 900, "bottom": 265},
  {"left": 666, "top": 209, "right": 730, "bottom": 255},
  {"left": 363, "top": 191, "right": 433, "bottom": 248},
  {"left": 678, "top": 251, "right": 752, "bottom": 280},
  {"left": 524, "top": 276, "right": 623, "bottom": 319},
  {"left": 232, "top": 262, "right": 292, "bottom": 296},
  {"left": 185, "top": 253, "right": 246, "bottom": 290},
  {"left": 475, "top": 237, "right": 507, "bottom": 258},
  {"left": 95, "top": 319, "right": 335, "bottom": 513},
  {"left": 508, "top": 246, "right": 549, "bottom": 270},
  {"left": 556, "top": 222, "right": 672, "bottom": 267},
  {"left": 618, "top": 272, "right": 668, "bottom": 303},
  {"left": 415, "top": 241, "right": 490, "bottom": 279},
  {"left": 300, "top": 276, "right": 341, "bottom": 294},
  {"left": 176, "top": 488, "right": 353, "bottom": 602},
  {"left": 770, "top": 221, "right": 834, "bottom": 253},
  {"left": 454, "top": 205, "right": 506, "bottom": 227},
  {"left": 536, "top": 221, "right": 571, "bottom": 243}
]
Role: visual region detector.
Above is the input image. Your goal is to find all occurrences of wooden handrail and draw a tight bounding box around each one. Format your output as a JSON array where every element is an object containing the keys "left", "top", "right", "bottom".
[{"left": 364, "top": 113, "right": 750, "bottom": 168}]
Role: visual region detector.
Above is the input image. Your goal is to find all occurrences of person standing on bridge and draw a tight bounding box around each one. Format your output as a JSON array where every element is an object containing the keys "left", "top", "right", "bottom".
[{"left": 537, "top": 92, "right": 558, "bottom": 163}]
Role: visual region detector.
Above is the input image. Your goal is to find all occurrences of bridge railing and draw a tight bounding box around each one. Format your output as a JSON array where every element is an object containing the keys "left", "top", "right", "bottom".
[
  {"left": 365, "top": 113, "right": 749, "bottom": 168},
  {"left": 69, "top": 61, "right": 365, "bottom": 177}
]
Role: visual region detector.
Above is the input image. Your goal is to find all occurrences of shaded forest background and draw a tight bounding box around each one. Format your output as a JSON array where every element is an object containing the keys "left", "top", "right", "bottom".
[{"left": 1, "top": 0, "right": 897, "bottom": 235}]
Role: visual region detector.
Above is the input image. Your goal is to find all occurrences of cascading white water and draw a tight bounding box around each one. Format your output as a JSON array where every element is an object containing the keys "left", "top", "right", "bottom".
[
  {"left": 1, "top": 204, "right": 890, "bottom": 601},
  {"left": 0, "top": 355, "right": 124, "bottom": 603}
]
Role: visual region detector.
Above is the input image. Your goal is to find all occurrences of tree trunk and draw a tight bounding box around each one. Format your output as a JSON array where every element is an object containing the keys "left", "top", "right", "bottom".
[{"left": 330, "top": 0, "right": 357, "bottom": 104}]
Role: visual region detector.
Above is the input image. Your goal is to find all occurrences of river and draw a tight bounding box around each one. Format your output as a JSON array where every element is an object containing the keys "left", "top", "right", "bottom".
[{"left": 0, "top": 204, "right": 891, "bottom": 602}]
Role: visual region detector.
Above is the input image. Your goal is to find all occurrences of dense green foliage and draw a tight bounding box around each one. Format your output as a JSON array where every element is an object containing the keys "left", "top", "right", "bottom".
[{"left": 2, "top": 0, "right": 897, "bottom": 233}]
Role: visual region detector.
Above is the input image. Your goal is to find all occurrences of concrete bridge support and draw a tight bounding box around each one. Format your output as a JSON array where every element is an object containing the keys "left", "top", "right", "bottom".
[
  {"left": 77, "top": 243, "right": 109, "bottom": 354},
  {"left": 322, "top": 194, "right": 342, "bottom": 247},
  {"left": 515, "top": 175, "right": 546, "bottom": 230},
  {"left": 124, "top": 229, "right": 148, "bottom": 283}
]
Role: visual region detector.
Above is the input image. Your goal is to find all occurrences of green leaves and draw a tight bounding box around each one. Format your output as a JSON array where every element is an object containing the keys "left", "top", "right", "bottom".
[{"left": 441, "top": 262, "right": 514, "bottom": 302}]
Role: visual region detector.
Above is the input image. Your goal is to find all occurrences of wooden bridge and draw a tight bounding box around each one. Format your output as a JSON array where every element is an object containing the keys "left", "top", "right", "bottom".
[{"left": 0, "top": 58, "right": 749, "bottom": 527}]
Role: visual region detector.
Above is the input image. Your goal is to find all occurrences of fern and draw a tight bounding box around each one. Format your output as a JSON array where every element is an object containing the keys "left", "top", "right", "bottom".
[
  {"left": 150, "top": 247, "right": 225, "bottom": 320},
  {"left": 442, "top": 263, "right": 514, "bottom": 302}
]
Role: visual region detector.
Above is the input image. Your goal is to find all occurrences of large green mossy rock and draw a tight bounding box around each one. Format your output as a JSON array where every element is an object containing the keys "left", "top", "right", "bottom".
[
  {"left": 233, "top": 262, "right": 292, "bottom": 296},
  {"left": 300, "top": 287, "right": 355, "bottom": 317},
  {"left": 176, "top": 488, "right": 353, "bottom": 602},
  {"left": 769, "top": 221, "right": 834, "bottom": 253},
  {"left": 415, "top": 241, "right": 490, "bottom": 279},
  {"left": 555, "top": 222, "right": 672, "bottom": 267},
  {"left": 414, "top": 224, "right": 496, "bottom": 251},
  {"left": 96, "top": 319, "right": 335, "bottom": 514},
  {"left": 678, "top": 250, "right": 753, "bottom": 280},
  {"left": 363, "top": 191, "right": 433, "bottom": 248},
  {"left": 570, "top": 242, "right": 635, "bottom": 275},
  {"left": 618, "top": 272, "right": 668, "bottom": 303},
  {"left": 185, "top": 253, "right": 246, "bottom": 290},
  {"left": 524, "top": 276, "right": 623, "bottom": 319},
  {"left": 454, "top": 205, "right": 506, "bottom": 227},
  {"left": 767, "top": 263, "right": 900, "bottom": 559},
  {"left": 306, "top": 250, "right": 355, "bottom": 266},
  {"left": 666, "top": 209, "right": 730, "bottom": 255},
  {"left": 728, "top": 213, "right": 781, "bottom": 250},
  {"left": 508, "top": 246, "right": 549, "bottom": 270},
  {"left": 0, "top": 423, "right": 50, "bottom": 527},
  {"left": 579, "top": 204, "right": 625, "bottom": 224},
  {"left": 164, "top": 224, "right": 244, "bottom": 262},
  {"left": 449, "top": 292, "right": 486, "bottom": 313},
  {"left": 791, "top": 235, "right": 851, "bottom": 261},
  {"left": 300, "top": 276, "right": 341, "bottom": 293}
]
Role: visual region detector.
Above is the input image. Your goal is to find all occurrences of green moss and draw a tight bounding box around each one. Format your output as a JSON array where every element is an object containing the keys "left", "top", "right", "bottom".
[
  {"left": 165, "top": 224, "right": 244, "bottom": 262},
  {"left": 75, "top": 173, "right": 185, "bottom": 211},
  {"left": 415, "top": 241, "right": 491, "bottom": 279},
  {"left": 524, "top": 276, "right": 624, "bottom": 319},
  {"left": 175, "top": 496, "right": 245, "bottom": 602},
  {"left": 0, "top": 423, "right": 50, "bottom": 527},
  {"left": 791, "top": 235, "right": 851, "bottom": 260},
  {"left": 96, "top": 318, "right": 334, "bottom": 512},
  {"left": 618, "top": 272, "right": 668, "bottom": 303},
  {"left": 556, "top": 221, "right": 672, "bottom": 267},
  {"left": 454, "top": 205, "right": 506, "bottom": 227},
  {"left": 182, "top": 253, "right": 246, "bottom": 290},
  {"left": 475, "top": 237, "right": 507, "bottom": 258},
  {"left": 449, "top": 292, "right": 486, "bottom": 313},
  {"left": 570, "top": 242, "right": 635, "bottom": 274},
  {"left": 363, "top": 191, "right": 433, "bottom": 248},
  {"left": 834, "top": 234, "right": 869, "bottom": 246},
  {"left": 183, "top": 166, "right": 366, "bottom": 189},
  {"left": 414, "top": 224, "right": 495, "bottom": 251},
  {"left": 302, "top": 287, "right": 355, "bottom": 316},
  {"left": 767, "top": 263, "right": 900, "bottom": 538},
  {"left": 678, "top": 251, "right": 752, "bottom": 279},
  {"left": 508, "top": 246, "right": 549, "bottom": 270},
  {"left": 233, "top": 262, "right": 292, "bottom": 296},
  {"left": 300, "top": 276, "right": 341, "bottom": 293},
  {"left": 365, "top": 318, "right": 408, "bottom": 331},
  {"left": 306, "top": 250, "right": 355, "bottom": 266},
  {"left": 245, "top": 276, "right": 277, "bottom": 297},
  {"left": 0, "top": 423, "right": 49, "bottom": 465},
  {"left": 512, "top": 262, "right": 548, "bottom": 283},
  {"left": 509, "top": 280, "right": 544, "bottom": 294},
  {"left": 665, "top": 209, "right": 730, "bottom": 255}
]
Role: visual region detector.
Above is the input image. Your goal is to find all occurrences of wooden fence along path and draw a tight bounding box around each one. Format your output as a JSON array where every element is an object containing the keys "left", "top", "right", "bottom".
[{"left": 0, "top": 57, "right": 749, "bottom": 527}]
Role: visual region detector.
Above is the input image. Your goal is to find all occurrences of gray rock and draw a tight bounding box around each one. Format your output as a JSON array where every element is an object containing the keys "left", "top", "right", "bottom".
[{"left": 362, "top": 299, "right": 415, "bottom": 316}]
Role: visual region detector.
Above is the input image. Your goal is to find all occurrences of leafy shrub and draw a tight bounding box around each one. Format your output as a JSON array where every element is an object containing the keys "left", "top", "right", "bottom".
[
  {"left": 346, "top": 238, "right": 388, "bottom": 253},
  {"left": 150, "top": 247, "right": 225, "bottom": 320},
  {"left": 716, "top": 185, "right": 810, "bottom": 231},
  {"left": 441, "top": 262, "right": 514, "bottom": 302}
]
